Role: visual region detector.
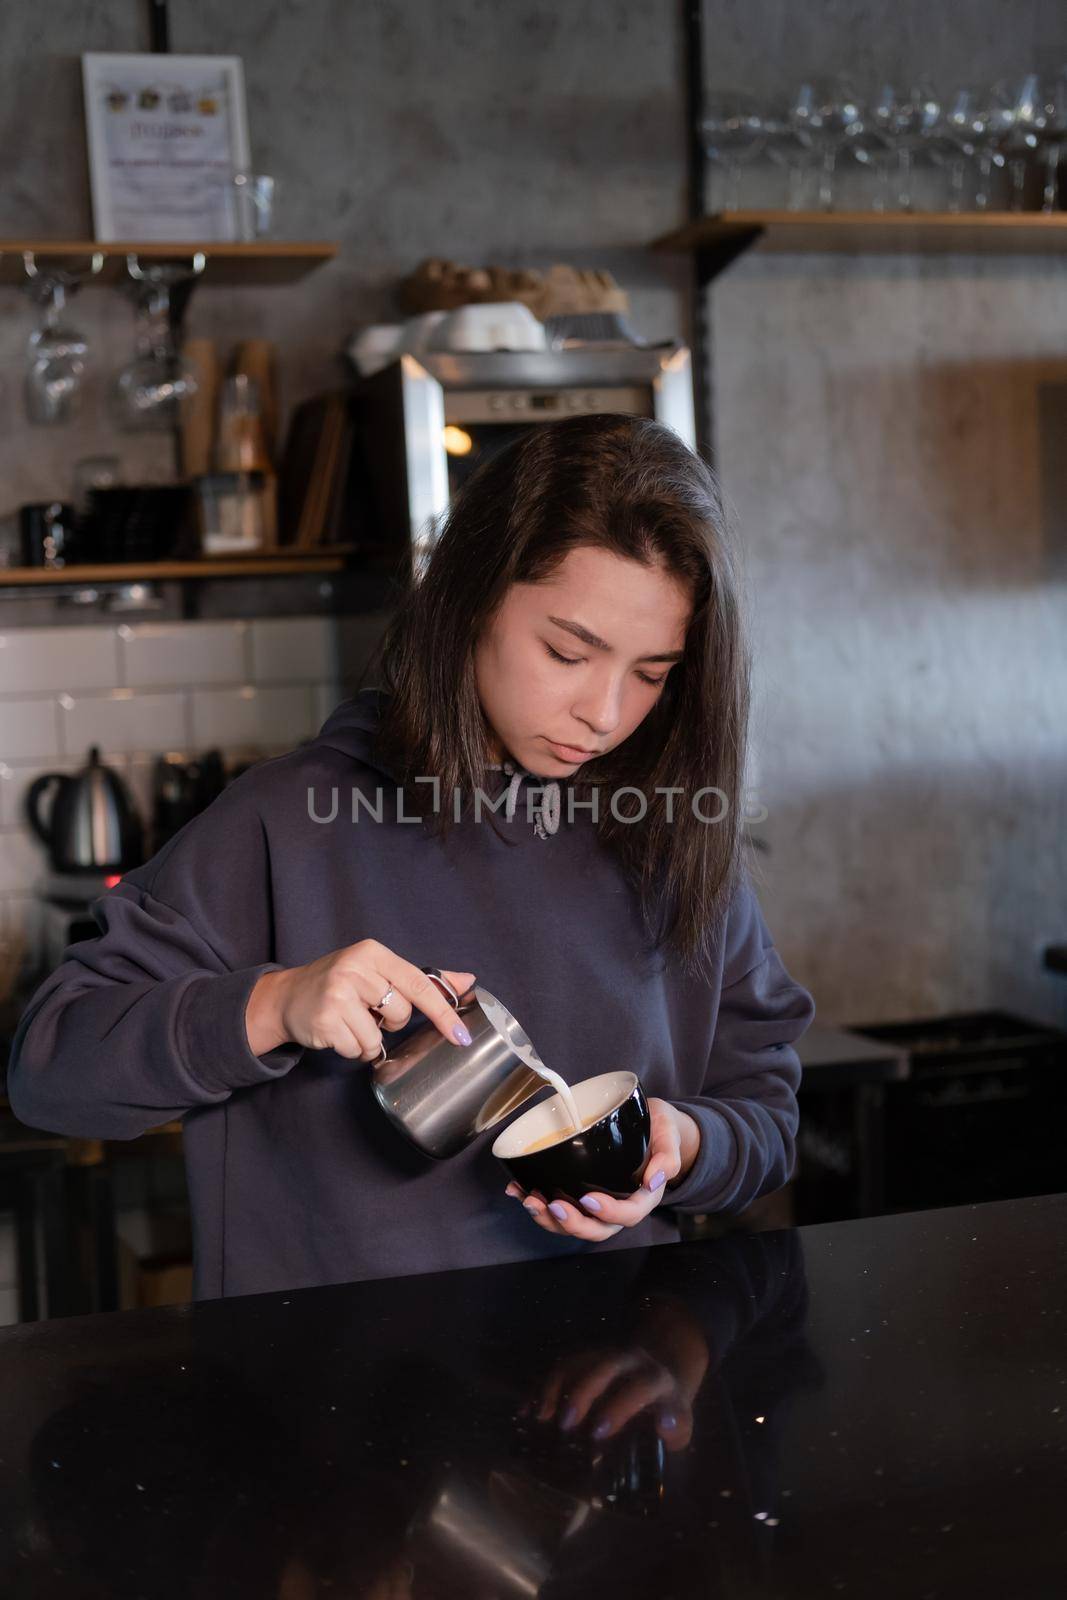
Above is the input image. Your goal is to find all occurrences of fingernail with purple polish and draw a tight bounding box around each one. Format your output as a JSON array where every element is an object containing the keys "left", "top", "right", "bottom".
[
  {"left": 658, "top": 1410, "right": 678, "bottom": 1431},
  {"left": 453, "top": 1023, "right": 472, "bottom": 1046},
  {"left": 548, "top": 1201, "right": 568, "bottom": 1222},
  {"left": 580, "top": 1195, "right": 601, "bottom": 1212},
  {"left": 560, "top": 1404, "right": 578, "bottom": 1430},
  {"left": 592, "top": 1418, "right": 613, "bottom": 1440},
  {"left": 648, "top": 1170, "right": 666, "bottom": 1192}
]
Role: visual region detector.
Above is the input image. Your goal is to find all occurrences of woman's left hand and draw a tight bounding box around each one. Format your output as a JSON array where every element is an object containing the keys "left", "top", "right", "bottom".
[{"left": 505, "top": 1097, "right": 701, "bottom": 1243}]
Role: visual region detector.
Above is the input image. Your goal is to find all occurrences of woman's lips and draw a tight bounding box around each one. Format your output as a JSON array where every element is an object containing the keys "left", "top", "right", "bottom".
[{"left": 545, "top": 738, "right": 599, "bottom": 762}]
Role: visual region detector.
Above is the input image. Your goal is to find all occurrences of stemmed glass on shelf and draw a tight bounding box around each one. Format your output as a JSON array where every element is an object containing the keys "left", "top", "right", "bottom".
[
  {"left": 871, "top": 82, "right": 941, "bottom": 211},
  {"left": 847, "top": 116, "right": 896, "bottom": 213},
  {"left": 761, "top": 113, "right": 812, "bottom": 209},
  {"left": 788, "top": 78, "right": 864, "bottom": 211},
  {"left": 1036, "top": 74, "right": 1067, "bottom": 211},
  {"left": 1004, "top": 72, "right": 1067, "bottom": 212},
  {"left": 934, "top": 87, "right": 1010, "bottom": 211},
  {"left": 703, "top": 74, "right": 1067, "bottom": 215},
  {"left": 699, "top": 90, "right": 765, "bottom": 211}
]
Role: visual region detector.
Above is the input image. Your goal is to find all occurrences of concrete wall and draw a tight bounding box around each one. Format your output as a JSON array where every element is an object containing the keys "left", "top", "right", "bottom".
[
  {"left": 702, "top": 2, "right": 1067, "bottom": 1028},
  {"left": 726, "top": 255, "right": 1067, "bottom": 1028}
]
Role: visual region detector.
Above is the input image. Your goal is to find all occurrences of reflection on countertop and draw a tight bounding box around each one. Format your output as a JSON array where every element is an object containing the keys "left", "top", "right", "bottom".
[{"left": 0, "top": 1195, "right": 1065, "bottom": 1597}]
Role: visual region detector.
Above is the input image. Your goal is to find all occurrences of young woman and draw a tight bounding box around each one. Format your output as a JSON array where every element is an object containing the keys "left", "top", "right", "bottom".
[{"left": 8, "top": 413, "right": 815, "bottom": 1301}]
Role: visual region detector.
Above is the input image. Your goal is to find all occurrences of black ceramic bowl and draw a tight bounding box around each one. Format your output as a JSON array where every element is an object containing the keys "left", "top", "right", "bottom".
[{"left": 491, "top": 1071, "right": 651, "bottom": 1205}]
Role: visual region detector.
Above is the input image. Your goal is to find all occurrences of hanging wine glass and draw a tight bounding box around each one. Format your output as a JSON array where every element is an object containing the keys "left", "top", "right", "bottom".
[
  {"left": 25, "top": 291, "right": 89, "bottom": 426},
  {"left": 789, "top": 78, "right": 864, "bottom": 212},
  {"left": 700, "top": 90, "right": 766, "bottom": 212},
  {"left": 872, "top": 82, "right": 941, "bottom": 211},
  {"left": 21, "top": 254, "right": 100, "bottom": 426},
  {"left": 111, "top": 257, "right": 202, "bottom": 432}
]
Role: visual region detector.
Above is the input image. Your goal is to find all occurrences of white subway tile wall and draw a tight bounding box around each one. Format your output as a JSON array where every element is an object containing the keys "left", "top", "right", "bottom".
[
  {"left": 250, "top": 617, "right": 338, "bottom": 683},
  {"left": 189, "top": 685, "right": 314, "bottom": 749},
  {"left": 0, "top": 614, "right": 376, "bottom": 957},
  {"left": 0, "top": 699, "right": 62, "bottom": 764},
  {"left": 59, "top": 690, "right": 189, "bottom": 755},
  {"left": 117, "top": 620, "right": 248, "bottom": 689},
  {"left": 0, "top": 627, "right": 121, "bottom": 695}
]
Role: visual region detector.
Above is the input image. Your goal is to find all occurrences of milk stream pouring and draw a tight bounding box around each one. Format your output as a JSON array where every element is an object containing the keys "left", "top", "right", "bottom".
[{"left": 370, "top": 973, "right": 584, "bottom": 1160}]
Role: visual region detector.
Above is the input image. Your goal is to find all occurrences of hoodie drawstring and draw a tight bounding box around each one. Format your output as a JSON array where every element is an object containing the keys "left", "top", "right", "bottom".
[{"left": 487, "top": 760, "right": 561, "bottom": 839}]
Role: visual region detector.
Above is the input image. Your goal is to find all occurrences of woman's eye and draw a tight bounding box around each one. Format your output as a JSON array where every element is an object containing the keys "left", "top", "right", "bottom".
[
  {"left": 544, "top": 643, "right": 582, "bottom": 666},
  {"left": 545, "top": 641, "right": 666, "bottom": 688}
]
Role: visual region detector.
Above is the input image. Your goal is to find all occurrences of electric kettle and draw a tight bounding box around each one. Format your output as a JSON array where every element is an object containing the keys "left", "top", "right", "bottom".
[{"left": 25, "top": 745, "right": 144, "bottom": 873}]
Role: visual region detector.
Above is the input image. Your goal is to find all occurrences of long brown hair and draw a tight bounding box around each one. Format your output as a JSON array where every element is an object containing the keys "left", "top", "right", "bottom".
[{"left": 372, "top": 412, "right": 750, "bottom": 975}]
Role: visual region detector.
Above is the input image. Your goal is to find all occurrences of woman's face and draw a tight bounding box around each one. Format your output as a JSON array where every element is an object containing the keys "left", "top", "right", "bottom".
[{"left": 473, "top": 546, "right": 692, "bottom": 774}]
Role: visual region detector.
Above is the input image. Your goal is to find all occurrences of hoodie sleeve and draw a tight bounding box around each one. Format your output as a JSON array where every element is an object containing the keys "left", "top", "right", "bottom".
[
  {"left": 6, "top": 772, "right": 306, "bottom": 1140},
  {"left": 662, "top": 875, "right": 815, "bottom": 1215}
]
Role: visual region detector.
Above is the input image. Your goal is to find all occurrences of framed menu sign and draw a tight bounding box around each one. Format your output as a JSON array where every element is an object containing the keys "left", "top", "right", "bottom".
[{"left": 82, "top": 53, "right": 251, "bottom": 242}]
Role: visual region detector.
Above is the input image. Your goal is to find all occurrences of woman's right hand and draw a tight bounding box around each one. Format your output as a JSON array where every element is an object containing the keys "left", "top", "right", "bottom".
[{"left": 245, "top": 940, "right": 476, "bottom": 1061}]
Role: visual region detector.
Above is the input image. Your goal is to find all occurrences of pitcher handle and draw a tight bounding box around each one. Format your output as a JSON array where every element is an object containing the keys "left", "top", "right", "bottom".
[{"left": 369, "top": 965, "right": 463, "bottom": 1065}]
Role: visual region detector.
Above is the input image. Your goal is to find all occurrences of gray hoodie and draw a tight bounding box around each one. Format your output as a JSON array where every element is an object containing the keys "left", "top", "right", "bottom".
[{"left": 7, "top": 687, "right": 815, "bottom": 1300}]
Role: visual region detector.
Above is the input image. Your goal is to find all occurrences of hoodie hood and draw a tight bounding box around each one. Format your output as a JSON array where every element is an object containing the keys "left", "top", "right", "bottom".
[
  {"left": 315, "top": 685, "right": 562, "bottom": 839},
  {"left": 316, "top": 685, "right": 397, "bottom": 777}
]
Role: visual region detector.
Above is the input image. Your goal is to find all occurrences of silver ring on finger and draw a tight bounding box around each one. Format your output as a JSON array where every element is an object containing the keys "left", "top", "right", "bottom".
[{"left": 374, "top": 985, "right": 395, "bottom": 1011}]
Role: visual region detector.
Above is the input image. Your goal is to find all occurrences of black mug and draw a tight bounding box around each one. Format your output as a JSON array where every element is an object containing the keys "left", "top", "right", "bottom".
[
  {"left": 20, "top": 502, "right": 78, "bottom": 569},
  {"left": 492, "top": 1071, "right": 651, "bottom": 1204}
]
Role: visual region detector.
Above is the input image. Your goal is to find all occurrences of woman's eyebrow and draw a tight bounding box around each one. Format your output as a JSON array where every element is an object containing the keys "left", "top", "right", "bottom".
[{"left": 546, "top": 615, "right": 685, "bottom": 663}]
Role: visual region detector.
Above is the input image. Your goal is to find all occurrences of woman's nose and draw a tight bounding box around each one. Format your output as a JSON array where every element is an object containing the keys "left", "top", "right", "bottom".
[{"left": 573, "top": 676, "right": 624, "bottom": 737}]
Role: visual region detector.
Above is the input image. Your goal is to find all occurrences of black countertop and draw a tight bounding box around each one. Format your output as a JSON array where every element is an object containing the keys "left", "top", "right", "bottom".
[{"left": 1, "top": 1195, "right": 1065, "bottom": 1598}]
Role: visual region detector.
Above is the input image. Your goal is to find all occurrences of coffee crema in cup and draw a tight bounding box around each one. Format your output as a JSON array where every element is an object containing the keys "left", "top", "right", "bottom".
[
  {"left": 493, "top": 1071, "right": 651, "bottom": 1205},
  {"left": 521, "top": 1121, "right": 592, "bottom": 1156}
]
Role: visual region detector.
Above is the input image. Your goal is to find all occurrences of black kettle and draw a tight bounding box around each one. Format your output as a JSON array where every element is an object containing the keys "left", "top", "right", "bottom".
[{"left": 25, "top": 746, "right": 144, "bottom": 874}]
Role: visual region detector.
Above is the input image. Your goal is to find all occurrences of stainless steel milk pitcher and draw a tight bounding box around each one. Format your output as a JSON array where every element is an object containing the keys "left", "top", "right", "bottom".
[{"left": 369, "top": 968, "right": 550, "bottom": 1159}]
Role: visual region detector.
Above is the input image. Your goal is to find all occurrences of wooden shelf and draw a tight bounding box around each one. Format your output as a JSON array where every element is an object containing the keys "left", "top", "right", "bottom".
[
  {"left": 0, "top": 239, "right": 338, "bottom": 288},
  {"left": 0, "top": 553, "right": 353, "bottom": 585},
  {"left": 654, "top": 209, "right": 1067, "bottom": 283}
]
